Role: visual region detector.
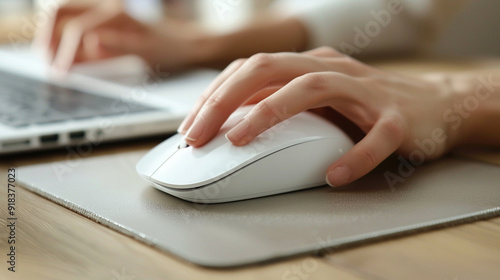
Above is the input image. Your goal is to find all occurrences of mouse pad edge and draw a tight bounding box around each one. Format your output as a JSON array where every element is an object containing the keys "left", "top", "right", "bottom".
[{"left": 16, "top": 151, "right": 500, "bottom": 267}]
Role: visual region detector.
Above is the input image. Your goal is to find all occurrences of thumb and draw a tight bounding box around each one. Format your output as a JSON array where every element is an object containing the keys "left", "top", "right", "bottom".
[{"left": 325, "top": 113, "right": 405, "bottom": 187}]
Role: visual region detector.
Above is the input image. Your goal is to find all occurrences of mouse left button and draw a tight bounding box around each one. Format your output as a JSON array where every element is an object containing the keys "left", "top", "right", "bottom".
[{"left": 136, "top": 134, "right": 183, "bottom": 179}]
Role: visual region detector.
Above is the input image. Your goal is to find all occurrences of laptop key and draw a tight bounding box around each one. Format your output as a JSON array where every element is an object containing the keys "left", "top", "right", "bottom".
[{"left": 0, "top": 70, "right": 162, "bottom": 127}]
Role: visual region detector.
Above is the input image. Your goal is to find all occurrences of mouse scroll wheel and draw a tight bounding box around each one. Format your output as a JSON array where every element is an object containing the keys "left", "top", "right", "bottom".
[{"left": 178, "top": 142, "right": 190, "bottom": 149}]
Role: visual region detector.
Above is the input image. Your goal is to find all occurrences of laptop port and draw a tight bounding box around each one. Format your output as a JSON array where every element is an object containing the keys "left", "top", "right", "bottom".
[
  {"left": 69, "top": 131, "right": 86, "bottom": 140},
  {"left": 40, "top": 134, "right": 59, "bottom": 144},
  {"left": 2, "top": 139, "right": 30, "bottom": 149}
]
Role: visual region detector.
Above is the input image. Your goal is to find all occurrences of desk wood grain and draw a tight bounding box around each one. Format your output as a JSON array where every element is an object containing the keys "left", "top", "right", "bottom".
[{"left": 1, "top": 59, "right": 500, "bottom": 280}]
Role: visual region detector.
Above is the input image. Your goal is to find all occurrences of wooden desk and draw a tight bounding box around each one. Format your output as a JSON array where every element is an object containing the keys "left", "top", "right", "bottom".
[
  {"left": 0, "top": 14, "right": 33, "bottom": 46},
  {"left": 1, "top": 59, "right": 500, "bottom": 280}
]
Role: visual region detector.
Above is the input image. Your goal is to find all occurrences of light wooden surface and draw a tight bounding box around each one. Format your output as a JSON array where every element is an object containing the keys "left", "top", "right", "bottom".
[
  {"left": 0, "top": 59, "right": 500, "bottom": 280},
  {"left": 0, "top": 13, "right": 33, "bottom": 45}
]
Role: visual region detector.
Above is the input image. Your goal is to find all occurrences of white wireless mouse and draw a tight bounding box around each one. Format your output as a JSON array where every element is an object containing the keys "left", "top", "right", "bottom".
[{"left": 136, "top": 105, "right": 354, "bottom": 203}]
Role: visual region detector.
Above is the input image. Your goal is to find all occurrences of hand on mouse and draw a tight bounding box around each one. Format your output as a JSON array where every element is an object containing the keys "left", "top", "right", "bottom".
[
  {"left": 34, "top": 0, "right": 204, "bottom": 72},
  {"left": 178, "top": 47, "right": 499, "bottom": 187}
]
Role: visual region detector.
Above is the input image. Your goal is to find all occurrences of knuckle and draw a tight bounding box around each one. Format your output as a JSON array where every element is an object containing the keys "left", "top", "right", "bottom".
[
  {"left": 359, "top": 74, "right": 385, "bottom": 85},
  {"left": 316, "top": 46, "right": 340, "bottom": 56},
  {"left": 356, "top": 76, "right": 386, "bottom": 97},
  {"left": 231, "top": 58, "right": 246, "bottom": 67},
  {"left": 381, "top": 115, "right": 405, "bottom": 141},
  {"left": 198, "top": 91, "right": 212, "bottom": 104},
  {"left": 338, "top": 55, "right": 357, "bottom": 67},
  {"left": 254, "top": 99, "right": 274, "bottom": 118},
  {"left": 358, "top": 147, "right": 378, "bottom": 168},
  {"left": 226, "top": 58, "right": 246, "bottom": 71},
  {"left": 204, "top": 95, "right": 226, "bottom": 113},
  {"left": 252, "top": 99, "right": 286, "bottom": 129},
  {"left": 328, "top": 56, "right": 358, "bottom": 72},
  {"left": 295, "top": 73, "right": 328, "bottom": 91},
  {"left": 358, "top": 76, "right": 379, "bottom": 85},
  {"left": 246, "top": 53, "right": 274, "bottom": 71},
  {"left": 293, "top": 73, "right": 336, "bottom": 106}
]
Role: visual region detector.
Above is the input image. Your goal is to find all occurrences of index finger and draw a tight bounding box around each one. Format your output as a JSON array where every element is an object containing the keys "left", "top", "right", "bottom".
[
  {"left": 184, "top": 52, "right": 345, "bottom": 147},
  {"left": 52, "top": 2, "right": 127, "bottom": 71},
  {"left": 178, "top": 47, "right": 346, "bottom": 135},
  {"left": 33, "top": 3, "right": 92, "bottom": 62}
]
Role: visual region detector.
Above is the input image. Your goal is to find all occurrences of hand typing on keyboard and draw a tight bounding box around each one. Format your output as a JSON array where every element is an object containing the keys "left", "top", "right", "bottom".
[
  {"left": 33, "top": 1, "right": 206, "bottom": 73},
  {"left": 32, "top": 0, "right": 312, "bottom": 74}
]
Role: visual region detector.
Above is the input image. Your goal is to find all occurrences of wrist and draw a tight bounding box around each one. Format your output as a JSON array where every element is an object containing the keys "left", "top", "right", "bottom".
[
  {"left": 440, "top": 72, "right": 499, "bottom": 148},
  {"left": 185, "top": 32, "right": 222, "bottom": 68},
  {"left": 186, "top": 16, "right": 309, "bottom": 69}
]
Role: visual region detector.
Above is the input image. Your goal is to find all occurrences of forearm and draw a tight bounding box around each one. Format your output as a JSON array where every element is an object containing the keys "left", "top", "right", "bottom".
[
  {"left": 447, "top": 71, "right": 500, "bottom": 148},
  {"left": 190, "top": 16, "right": 308, "bottom": 68}
]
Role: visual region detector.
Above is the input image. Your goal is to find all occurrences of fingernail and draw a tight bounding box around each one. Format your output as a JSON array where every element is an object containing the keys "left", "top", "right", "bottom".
[
  {"left": 326, "top": 165, "right": 352, "bottom": 187},
  {"left": 225, "top": 118, "right": 250, "bottom": 144},
  {"left": 185, "top": 116, "right": 205, "bottom": 142}
]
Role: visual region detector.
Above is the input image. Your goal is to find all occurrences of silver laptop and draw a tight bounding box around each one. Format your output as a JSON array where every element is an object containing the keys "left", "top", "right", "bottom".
[{"left": 0, "top": 45, "right": 219, "bottom": 154}]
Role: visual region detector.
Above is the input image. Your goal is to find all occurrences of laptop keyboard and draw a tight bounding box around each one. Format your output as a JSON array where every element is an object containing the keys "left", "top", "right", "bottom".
[{"left": 0, "top": 70, "right": 160, "bottom": 127}]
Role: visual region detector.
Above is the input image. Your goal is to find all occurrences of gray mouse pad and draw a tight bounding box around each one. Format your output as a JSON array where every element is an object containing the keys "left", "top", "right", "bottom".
[{"left": 18, "top": 151, "right": 500, "bottom": 267}]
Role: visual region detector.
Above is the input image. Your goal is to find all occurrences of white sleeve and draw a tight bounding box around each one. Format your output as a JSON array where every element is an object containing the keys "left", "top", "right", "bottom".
[{"left": 270, "top": 0, "right": 435, "bottom": 56}]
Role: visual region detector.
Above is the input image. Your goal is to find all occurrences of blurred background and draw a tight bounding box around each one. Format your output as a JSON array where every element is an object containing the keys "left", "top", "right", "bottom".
[
  {"left": 0, "top": 0, "right": 499, "bottom": 57},
  {"left": 435, "top": 0, "right": 500, "bottom": 57}
]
